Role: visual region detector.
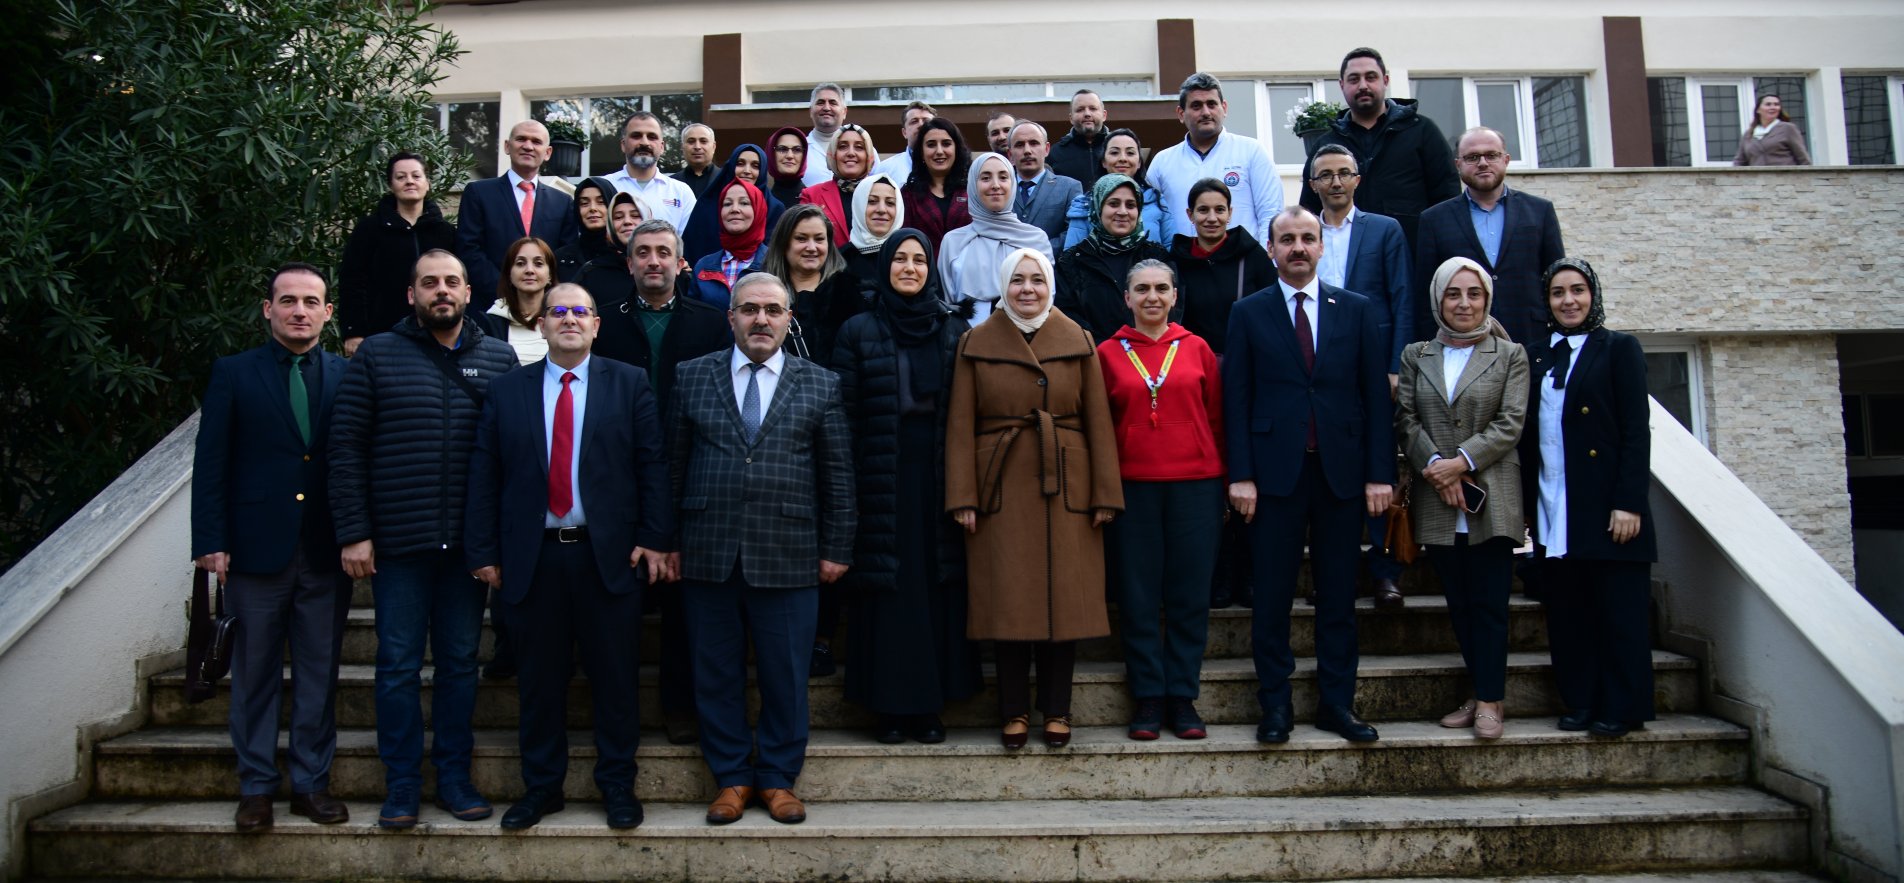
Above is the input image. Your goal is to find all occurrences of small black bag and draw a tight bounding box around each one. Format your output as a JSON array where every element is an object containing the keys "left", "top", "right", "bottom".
[{"left": 184, "top": 566, "right": 237, "bottom": 704}]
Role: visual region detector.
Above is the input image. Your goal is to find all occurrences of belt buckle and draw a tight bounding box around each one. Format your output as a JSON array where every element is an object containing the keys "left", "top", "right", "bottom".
[{"left": 556, "top": 526, "right": 584, "bottom": 543}]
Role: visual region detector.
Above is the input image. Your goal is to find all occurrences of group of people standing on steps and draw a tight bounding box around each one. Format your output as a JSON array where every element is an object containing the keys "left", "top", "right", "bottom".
[{"left": 187, "top": 45, "right": 1660, "bottom": 838}]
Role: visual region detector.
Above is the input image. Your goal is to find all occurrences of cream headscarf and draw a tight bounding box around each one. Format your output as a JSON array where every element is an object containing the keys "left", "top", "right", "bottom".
[
  {"left": 1428, "top": 256, "right": 1510, "bottom": 347},
  {"left": 847, "top": 173, "right": 906, "bottom": 253},
  {"left": 997, "top": 247, "right": 1056, "bottom": 335}
]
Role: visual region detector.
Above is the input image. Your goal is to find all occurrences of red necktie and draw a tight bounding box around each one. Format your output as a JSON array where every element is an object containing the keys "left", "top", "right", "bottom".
[
  {"left": 518, "top": 180, "right": 536, "bottom": 236},
  {"left": 548, "top": 371, "right": 575, "bottom": 517},
  {"left": 1293, "top": 292, "right": 1318, "bottom": 450}
]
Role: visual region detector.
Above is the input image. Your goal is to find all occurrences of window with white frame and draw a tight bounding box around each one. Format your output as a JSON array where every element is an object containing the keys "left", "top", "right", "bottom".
[
  {"left": 1635, "top": 335, "right": 1707, "bottom": 446},
  {"left": 530, "top": 92, "right": 703, "bottom": 177},
  {"left": 1217, "top": 79, "right": 1332, "bottom": 169},
  {"left": 1646, "top": 75, "right": 1811, "bottom": 166},
  {"left": 1842, "top": 74, "right": 1904, "bottom": 165},
  {"left": 431, "top": 100, "right": 501, "bottom": 180},
  {"left": 1410, "top": 76, "right": 1591, "bottom": 168},
  {"left": 748, "top": 79, "right": 1153, "bottom": 106}
]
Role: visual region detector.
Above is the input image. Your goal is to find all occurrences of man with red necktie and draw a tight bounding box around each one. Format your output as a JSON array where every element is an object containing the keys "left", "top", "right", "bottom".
[{"left": 465, "top": 283, "right": 676, "bottom": 831}]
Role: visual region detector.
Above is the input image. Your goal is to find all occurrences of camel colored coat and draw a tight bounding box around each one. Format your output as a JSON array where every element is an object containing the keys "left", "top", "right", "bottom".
[
  {"left": 1396, "top": 335, "right": 1530, "bottom": 546},
  {"left": 945, "top": 308, "right": 1124, "bottom": 642}
]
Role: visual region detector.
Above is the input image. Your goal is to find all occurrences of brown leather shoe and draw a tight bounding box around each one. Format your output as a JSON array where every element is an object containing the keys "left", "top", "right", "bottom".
[
  {"left": 234, "top": 795, "right": 273, "bottom": 832},
  {"left": 705, "top": 785, "right": 754, "bottom": 825},
  {"left": 290, "top": 790, "right": 349, "bottom": 824},
  {"left": 1373, "top": 578, "right": 1404, "bottom": 609},
  {"left": 758, "top": 788, "right": 806, "bottom": 824}
]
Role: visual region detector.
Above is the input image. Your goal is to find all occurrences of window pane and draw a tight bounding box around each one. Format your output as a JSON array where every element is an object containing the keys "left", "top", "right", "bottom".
[
  {"left": 1475, "top": 82, "right": 1523, "bottom": 160},
  {"left": 445, "top": 101, "right": 500, "bottom": 180},
  {"left": 852, "top": 84, "right": 943, "bottom": 102},
  {"left": 1845, "top": 395, "right": 1868, "bottom": 458},
  {"left": 1647, "top": 77, "right": 1690, "bottom": 166},
  {"left": 1219, "top": 79, "right": 1257, "bottom": 144},
  {"left": 1753, "top": 76, "right": 1810, "bottom": 154},
  {"left": 1842, "top": 75, "right": 1896, "bottom": 165},
  {"left": 750, "top": 88, "right": 811, "bottom": 105},
  {"left": 1265, "top": 84, "right": 1315, "bottom": 164},
  {"left": 586, "top": 96, "right": 644, "bottom": 177},
  {"left": 1702, "top": 84, "right": 1742, "bottom": 163},
  {"left": 1643, "top": 351, "right": 1696, "bottom": 436},
  {"left": 1413, "top": 78, "right": 1466, "bottom": 153},
  {"left": 1533, "top": 76, "right": 1589, "bottom": 168},
  {"left": 946, "top": 82, "right": 1046, "bottom": 101},
  {"left": 1053, "top": 79, "right": 1153, "bottom": 99},
  {"left": 647, "top": 92, "right": 704, "bottom": 172}
]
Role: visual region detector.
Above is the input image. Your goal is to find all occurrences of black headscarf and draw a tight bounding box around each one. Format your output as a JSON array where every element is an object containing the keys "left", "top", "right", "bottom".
[
  {"left": 1541, "top": 256, "right": 1606, "bottom": 335},
  {"left": 872, "top": 228, "right": 951, "bottom": 400}
]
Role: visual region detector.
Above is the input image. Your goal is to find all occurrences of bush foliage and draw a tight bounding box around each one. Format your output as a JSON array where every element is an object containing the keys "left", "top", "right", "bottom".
[{"left": 0, "top": 0, "right": 465, "bottom": 568}]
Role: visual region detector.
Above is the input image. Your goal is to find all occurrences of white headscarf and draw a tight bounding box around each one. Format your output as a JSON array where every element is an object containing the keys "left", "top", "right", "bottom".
[
  {"left": 997, "top": 247, "right": 1056, "bottom": 335},
  {"left": 847, "top": 173, "right": 905, "bottom": 252}
]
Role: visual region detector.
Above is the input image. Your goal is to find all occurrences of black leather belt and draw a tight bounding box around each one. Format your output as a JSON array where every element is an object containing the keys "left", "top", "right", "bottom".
[{"left": 544, "top": 526, "right": 589, "bottom": 543}]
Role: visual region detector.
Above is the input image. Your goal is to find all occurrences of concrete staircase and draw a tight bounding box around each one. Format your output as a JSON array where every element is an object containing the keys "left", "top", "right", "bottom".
[{"left": 27, "top": 571, "right": 1815, "bottom": 881}]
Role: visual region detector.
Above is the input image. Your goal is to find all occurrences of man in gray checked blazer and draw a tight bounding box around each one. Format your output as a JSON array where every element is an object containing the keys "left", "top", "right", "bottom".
[
  {"left": 1007, "top": 120, "right": 1085, "bottom": 255},
  {"left": 666, "top": 272, "right": 856, "bottom": 827}
]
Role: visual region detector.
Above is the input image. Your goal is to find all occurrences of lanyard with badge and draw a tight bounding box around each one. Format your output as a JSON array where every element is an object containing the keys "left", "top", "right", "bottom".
[{"left": 1119, "top": 339, "right": 1180, "bottom": 428}]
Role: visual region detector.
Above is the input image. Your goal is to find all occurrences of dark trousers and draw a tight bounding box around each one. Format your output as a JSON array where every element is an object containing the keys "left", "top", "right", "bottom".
[
  {"left": 1211, "top": 516, "right": 1253, "bottom": 607},
  {"left": 1426, "top": 535, "right": 1515, "bottom": 701},
  {"left": 505, "top": 537, "right": 643, "bottom": 793},
  {"left": 1542, "top": 556, "right": 1656, "bottom": 724},
  {"left": 994, "top": 641, "right": 1077, "bottom": 718},
  {"left": 1250, "top": 453, "right": 1364, "bottom": 710},
  {"left": 370, "top": 548, "right": 486, "bottom": 790},
  {"left": 1113, "top": 479, "right": 1222, "bottom": 699},
  {"left": 684, "top": 566, "right": 818, "bottom": 790},
  {"left": 226, "top": 546, "right": 351, "bottom": 796},
  {"left": 643, "top": 582, "right": 696, "bottom": 715}
]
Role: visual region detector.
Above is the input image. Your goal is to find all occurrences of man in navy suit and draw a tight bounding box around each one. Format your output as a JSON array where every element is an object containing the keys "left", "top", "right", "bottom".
[
  {"left": 1309, "top": 143, "right": 1415, "bottom": 608},
  {"left": 1006, "top": 121, "right": 1084, "bottom": 256},
  {"left": 191, "top": 263, "right": 351, "bottom": 832},
  {"left": 1414, "top": 126, "right": 1565, "bottom": 349},
  {"left": 667, "top": 273, "right": 855, "bottom": 826},
  {"left": 456, "top": 120, "right": 579, "bottom": 312},
  {"left": 465, "top": 283, "right": 675, "bottom": 831},
  {"left": 1225, "top": 207, "right": 1396, "bottom": 745}
]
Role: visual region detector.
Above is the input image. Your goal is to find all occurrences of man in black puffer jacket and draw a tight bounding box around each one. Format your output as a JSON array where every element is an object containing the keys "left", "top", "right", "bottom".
[
  {"left": 328, "top": 248, "right": 519, "bottom": 831},
  {"left": 1298, "top": 47, "right": 1460, "bottom": 252}
]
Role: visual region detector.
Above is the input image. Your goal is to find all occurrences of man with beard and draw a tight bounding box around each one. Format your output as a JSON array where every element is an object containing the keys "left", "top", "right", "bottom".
[
  {"left": 606, "top": 111, "right": 697, "bottom": 231},
  {"left": 802, "top": 83, "right": 849, "bottom": 188},
  {"left": 1048, "top": 89, "right": 1111, "bottom": 189},
  {"left": 1149, "top": 72, "right": 1284, "bottom": 246},
  {"left": 328, "top": 249, "right": 519, "bottom": 829},
  {"left": 871, "top": 100, "right": 935, "bottom": 187},
  {"left": 456, "top": 120, "right": 579, "bottom": 312},
  {"left": 985, "top": 110, "right": 1017, "bottom": 155},
  {"left": 673, "top": 123, "right": 719, "bottom": 200},
  {"left": 1299, "top": 47, "right": 1460, "bottom": 254}
]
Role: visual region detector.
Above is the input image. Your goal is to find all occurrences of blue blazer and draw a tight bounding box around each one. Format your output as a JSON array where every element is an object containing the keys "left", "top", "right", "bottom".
[
  {"left": 1013, "top": 170, "right": 1084, "bottom": 256},
  {"left": 1223, "top": 281, "right": 1396, "bottom": 500},
  {"left": 1339, "top": 211, "right": 1414, "bottom": 373},
  {"left": 191, "top": 343, "right": 346, "bottom": 574},
  {"left": 455, "top": 175, "right": 579, "bottom": 312},
  {"left": 464, "top": 356, "right": 674, "bottom": 605},
  {"left": 1413, "top": 188, "right": 1564, "bottom": 349}
]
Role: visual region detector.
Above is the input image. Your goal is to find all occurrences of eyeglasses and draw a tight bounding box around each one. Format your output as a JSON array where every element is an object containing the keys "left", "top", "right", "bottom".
[
  {"left": 1459, "top": 151, "right": 1507, "bottom": 166},
  {"left": 1309, "top": 170, "right": 1359, "bottom": 183},
  {"left": 772, "top": 146, "right": 804, "bottom": 155},
  {"left": 733, "top": 303, "right": 789, "bottom": 318},
  {"left": 544, "top": 305, "right": 592, "bottom": 318}
]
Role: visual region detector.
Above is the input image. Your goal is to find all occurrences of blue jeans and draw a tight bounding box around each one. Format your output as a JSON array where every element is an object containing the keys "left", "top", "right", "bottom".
[{"left": 371, "top": 548, "right": 486, "bottom": 790}]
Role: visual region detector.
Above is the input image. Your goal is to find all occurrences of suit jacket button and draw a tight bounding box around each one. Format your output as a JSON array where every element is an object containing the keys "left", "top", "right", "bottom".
[
  {"left": 1588, "top": 449, "right": 1598, "bottom": 458},
  {"left": 744, "top": 457, "right": 752, "bottom": 465},
  {"left": 1037, "top": 377, "right": 1047, "bottom": 386},
  {"left": 295, "top": 493, "right": 306, "bottom": 501},
  {"left": 1580, "top": 406, "right": 1590, "bottom": 415},
  {"left": 303, "top": 454, "right": 312, "bottom": 462}
]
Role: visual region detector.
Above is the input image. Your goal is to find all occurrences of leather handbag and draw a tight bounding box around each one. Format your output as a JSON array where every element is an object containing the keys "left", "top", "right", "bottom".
[
  {"left": 184, "top": 566, "right": 237, "bottom": 704},
  {"left": 1383, "top": 468, "right": 1421, "bottom": 566}
]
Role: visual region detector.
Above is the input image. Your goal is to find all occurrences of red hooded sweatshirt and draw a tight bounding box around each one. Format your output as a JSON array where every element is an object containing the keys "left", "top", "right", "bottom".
[{"left": 1097, "top": 322, "right": 1225, "bottom": 482}]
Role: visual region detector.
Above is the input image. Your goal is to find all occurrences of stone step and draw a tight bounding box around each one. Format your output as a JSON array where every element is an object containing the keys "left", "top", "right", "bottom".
[
  {"left": 27, "top": 787, "right": 1806, "bottom": 881},
  {"left": 1318, "top": 875, "right": 1826, "bottom": 883},
  {"left": 333, "top": 595, "right": 1553, "bottom": 666},
  {"left": 149, "top": 650, "right": 1701, "bottom": 730},
  {"left": 93, "top": 713, "right": 1749, "bottom": 803}
]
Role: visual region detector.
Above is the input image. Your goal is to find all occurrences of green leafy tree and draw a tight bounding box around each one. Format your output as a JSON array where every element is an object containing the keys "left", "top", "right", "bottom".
[{"left": 0, "top": 0, "right": 465, "bottom": 568}]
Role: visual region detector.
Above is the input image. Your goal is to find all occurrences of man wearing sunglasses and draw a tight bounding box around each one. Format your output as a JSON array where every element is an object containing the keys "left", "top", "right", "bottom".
[{"left": 465, "top": 283, "right": 676, "bottom": 831}]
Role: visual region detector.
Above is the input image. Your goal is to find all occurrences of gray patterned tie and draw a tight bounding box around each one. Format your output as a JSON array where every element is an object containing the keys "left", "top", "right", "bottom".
[{"left": 741, "top": 362, "right": 763, "bottom": 443}]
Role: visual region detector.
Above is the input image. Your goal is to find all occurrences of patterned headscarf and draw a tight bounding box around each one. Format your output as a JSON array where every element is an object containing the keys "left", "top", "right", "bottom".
[
  {"left": 1085, "top": 174, "right": 1148, "bottom": 254},
  {"left": 1541, "top": 256, "right": 1606, "bottom": 335}
]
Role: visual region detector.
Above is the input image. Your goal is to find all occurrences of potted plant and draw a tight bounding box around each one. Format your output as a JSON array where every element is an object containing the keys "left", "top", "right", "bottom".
[
  {"left": 1286, "top": 97, "right": 1347, "bottom": 153},
  {"left": 543, "top": 117, "right": 587, "bottom": 178}
]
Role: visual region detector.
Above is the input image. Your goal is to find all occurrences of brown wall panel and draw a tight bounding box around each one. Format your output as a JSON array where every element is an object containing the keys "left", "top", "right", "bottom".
[{"left": 1601, "top": 16, "right": 1652, "bottom": 168}]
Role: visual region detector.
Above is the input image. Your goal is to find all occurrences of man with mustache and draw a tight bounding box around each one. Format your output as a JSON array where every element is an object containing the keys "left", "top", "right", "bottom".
[
  {"left": 328, "top": 249, "right": 520, "bottom": 830},
  {"left": 606, "top": 111, "right": 698, "bottom": 232},
  {"left": 1298, "top": 47, "right": 1460, "bottom": 256},
  {"left": 1150, "top": 72, "right": 1284, "bottom": 245},
  {"left": 455, "top": 120, "right": 579, "bottom": 312},
  {"left": 985, "top": 110, "right": 1017, "bottom": 155},
  {"left": 665, "top": 272, "right": 855, "bottom": 826}
]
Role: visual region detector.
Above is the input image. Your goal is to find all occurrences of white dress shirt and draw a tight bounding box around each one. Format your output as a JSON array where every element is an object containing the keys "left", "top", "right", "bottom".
[
  {"left": 543, "top": 355, "right": 589, "bottom": 529},
  {"left": 1537, "top": 331, "right": 1589, "bottom": 557},
  {"left": 1318, "top": 206, "right": 1356, "bottom": 290},
  {"left": 730, "top": 346, "right": 787, "bottom": 421},
  {"left": 506, "top": 168, "right": 540, "bottom": 215},
  {"left": 803, "top": 128, "right": 839, "bottom": 188},
  {"left": 1277, "top": 277, "right": 1321, "bottom": 351},
  {"left": 603, "top": 168, "right": 698, "bottom": 232}
]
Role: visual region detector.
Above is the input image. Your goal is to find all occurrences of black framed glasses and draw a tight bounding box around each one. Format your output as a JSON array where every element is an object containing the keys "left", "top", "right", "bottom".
[{"left": 1309, "top": 170, "right": 1360, "bottom": 183}]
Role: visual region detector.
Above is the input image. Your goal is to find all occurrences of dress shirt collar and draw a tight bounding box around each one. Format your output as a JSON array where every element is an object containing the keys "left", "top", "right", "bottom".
[
  {"left": 545, "top": 354, "right": 590, "bottom": 383},
  {"left": 506, "top": 168, "right": 537, "bottom": 190},
  {"left": 1464, "top": 186, "right": 1511, "bottom": 213},
  {"left": 731, "top": 345, "right": 786, "bottom": 377},
  {"left": 634, "top": 293, "right": 676, "bottom": 312},
  {"left": 1277, "top": 276, "right": 1321, "bottom": 304},
  {"left": 1321, "top": 205, "right": 1357, "bottom": 230}
]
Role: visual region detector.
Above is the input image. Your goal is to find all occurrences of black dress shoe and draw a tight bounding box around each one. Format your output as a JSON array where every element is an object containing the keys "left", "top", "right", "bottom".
[
  {"left": 602, "top": 787, "right": 644, "bottom": 830},
  {"left": 234, "top": 795, "right": 273, "bottom": 832},
  {"left": 664, "top": 713, "right": 701, "bottom": 746},
  {"left": 500, "top": 788, "right": 565, "bottom": 830},
  {"left": 1589, "top": 720, "right": 1642, "bottom": 738},
  {"left": 1315, "top": 704, "right": 1380, "bottom": 742},
  {"left": 911, "top": 714, "right": 947, "bottom": 744},
  {"left": 1557, "top": 709, "right": 1593, "bottom": 731},
  {"left": 808, "top": 641, "right": 837, "bottom": 678},
  {"left": 874, "top": 715, "right": 907, "bottom": 745},
  {"left": 1256, "top": 704, "right": 1294, "bottom": 744},
  {"left": 1373, "top": 577, "right": 1404, "bottom": 609},
  {"left": 290, "top": 790, "right": 349, "bottom": 824}
]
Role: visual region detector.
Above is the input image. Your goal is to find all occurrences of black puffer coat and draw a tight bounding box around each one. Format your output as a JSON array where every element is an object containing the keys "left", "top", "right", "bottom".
[
  {"left": 328, "top": 316, "right": 519, "bottom": 555},
  {"left": 830, "top": 307, "right": 969, "bottom": 590},
  {"left": 1053, "top": 238, "right": 1175, "bottom": 345},
  {"left": 1297, "top": 98, "right": 1460, "bottom": 248},
  {"left": 1169, "top": 227, "right": 1276, "bottom": 355},
  {"left": 338, "top": 195, "right": 456, "bottom": 340}
]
